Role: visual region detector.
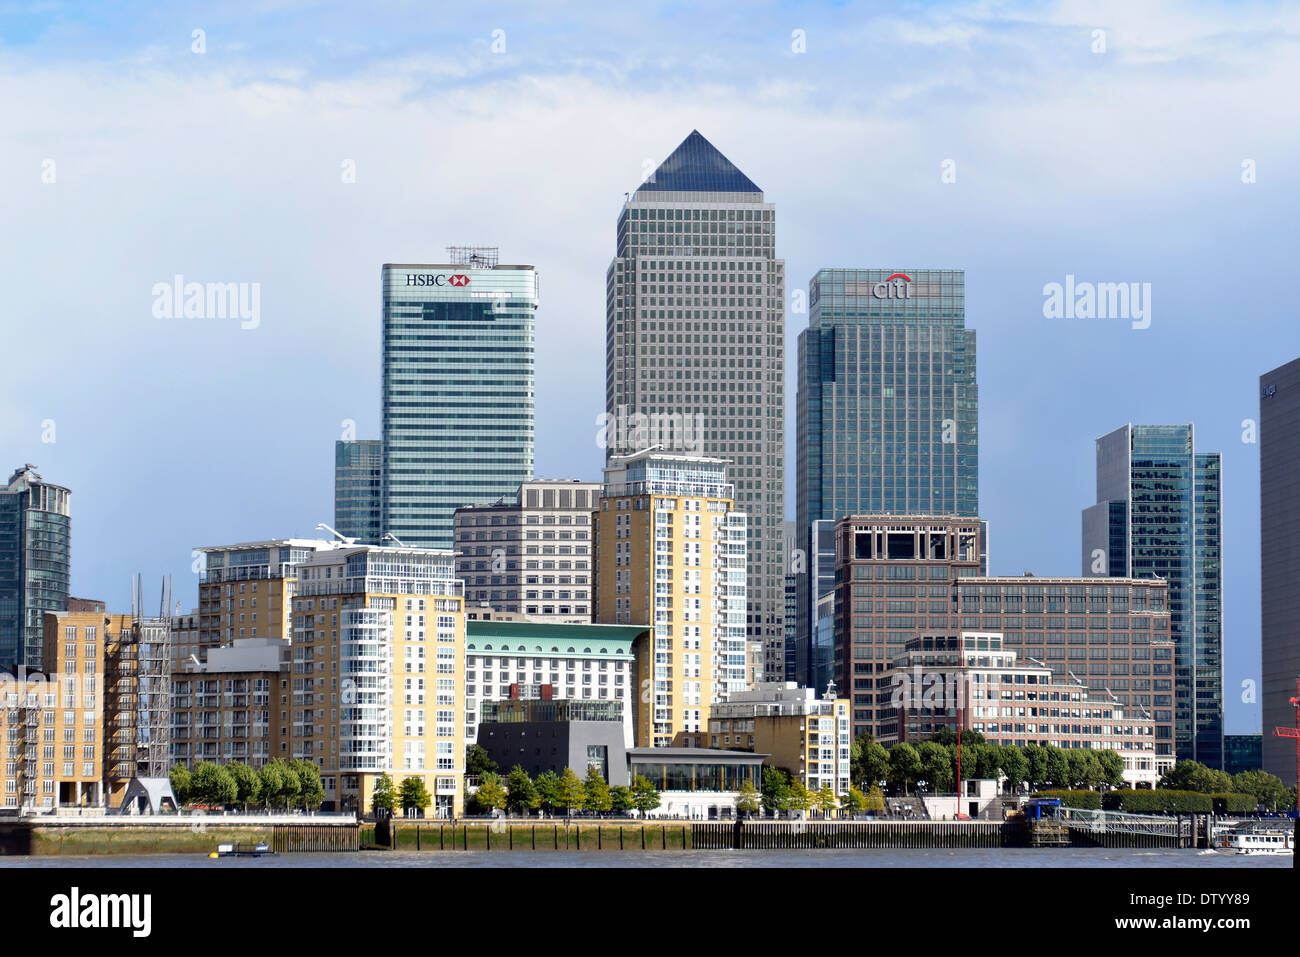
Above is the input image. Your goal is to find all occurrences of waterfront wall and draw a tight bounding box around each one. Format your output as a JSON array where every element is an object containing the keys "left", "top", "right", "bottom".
[{"left": 0, "top": 817, "right": 359, "bottom": 855}]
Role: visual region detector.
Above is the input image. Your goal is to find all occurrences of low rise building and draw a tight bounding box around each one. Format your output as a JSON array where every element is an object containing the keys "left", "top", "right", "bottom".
[
  {"left": 879, "top": 632, "right": 1161, "bottom": 787},
  {"left": 678, "top": 681, "right": 851, "bottom": 794},
  {"left": 628, "top": 747, "right": 766, "bottom": 820},
  {"left": 476, "top": 695, "right": 629, "bottom": 786}
]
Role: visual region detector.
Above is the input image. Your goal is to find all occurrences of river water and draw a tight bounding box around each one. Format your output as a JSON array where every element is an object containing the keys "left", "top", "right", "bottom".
[{"left": 0, "top": 848, "right": 1289, "bottom": 868}]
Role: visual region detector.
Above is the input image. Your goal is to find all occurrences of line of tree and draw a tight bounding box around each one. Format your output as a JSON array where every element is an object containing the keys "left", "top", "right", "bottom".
[
  {"left": 466, "top": 764, "right": 661, "bottom": 817},
  {"left": 850, "top": 729, "right": 1127, "bottom": 794},
  {"left": 169, "top": 758, "right": 324, "bottom": 811},
  {"left": 1156, "top": 759, "right": 1296, "bottom": 813},
  {"left": 757, "top": 765, "right": 886, "bottom": 816}
]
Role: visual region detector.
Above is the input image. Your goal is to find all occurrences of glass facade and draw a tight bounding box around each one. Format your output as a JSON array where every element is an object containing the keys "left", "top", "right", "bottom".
[
  {"left": 1081, "top": 424, "right": 1223, "bottom": 767},
  {"left": 382, "top": 264, "right": 536, "bottom": 549},
  {"left": 606, "top": 130, "right": 786, "bottom": 679},
  {"left": 0, "top": 466, "right": 71, "bottom": 668},
  {"left": 795, "top": 269, "right": 978, "bottom": 685},
  {"left": 335, "top": 439, "right": 382, "bottom": 545}
]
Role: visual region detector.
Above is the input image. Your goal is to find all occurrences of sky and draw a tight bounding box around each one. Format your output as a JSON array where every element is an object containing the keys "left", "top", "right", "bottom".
[{"left": 2, "top": 0, "right": 1297, "bottom": 733}]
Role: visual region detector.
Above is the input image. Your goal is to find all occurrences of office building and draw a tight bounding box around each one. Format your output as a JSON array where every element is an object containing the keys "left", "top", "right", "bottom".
[
  {"left": 605, "top": 130, "right": 786, "bottom": 679},
  {"left": 194, "top": 539, "right": 334, "bottom": 665},
  {"left": 795, "top": 269, "right": 979, "bottom": 689},
  {"left": 382, "top": 248, "right": 536, "bottom": 550},
  {"left": 463, "top": 619, "right": 642, "bottom": 748},
  {"left": 831, "top": 515, "right": 1176, "bottom": 773},
  {"left": 290, "top": 544, "right": 467, "bottom": 816},
  {"left": 0, "top": 465, "right": 71, "bottom": 668},
  {"left": 169, "top": 607, "right": 200, "bottom": 671},
  {"left": 335, "top": 439, "right": 382, "bottom": 545},
  {"left": 1260, "top": 359, "right": 1300, "bottom": 785},
  {"left": 453, "top": 479, "right": 601, "bottom": 623},
  {"left": 1082, "top": 423, "right": 1223, "bottom": 766},
  {"left": 1224, "top": 733, "right": 1263, "bottom": 776},
  {"left": 593, "top": 450, "right": 747, "bottom": 747},
  {"left": 683, "top": 682, "right": 851, "bottom": 794},
  {"left": 879, "top": 633, "right": 1161, "bottom": 787}
]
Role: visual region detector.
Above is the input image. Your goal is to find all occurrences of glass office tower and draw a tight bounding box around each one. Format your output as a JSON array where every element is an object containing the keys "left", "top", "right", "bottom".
[
  {"left": 382, "top": 251, "right": 536, "bottom": 550},
  {"left": 0, "top": 465, "right": 71, "bottom": 668},
  {"left": 1082, "top": 424, "right": 1223, "bottom": 767},
  {"left": 335, "top": 439, "right": 382, "bottom": 545},
  {"left": 605, "top": 131, "right": 786, "bottom": 679},
  {"left": 1259, "top": 359, "right": 1300, "bottom": 786},
  {"left": 794, "top": 269, "right": 979, "bottom": 685}
]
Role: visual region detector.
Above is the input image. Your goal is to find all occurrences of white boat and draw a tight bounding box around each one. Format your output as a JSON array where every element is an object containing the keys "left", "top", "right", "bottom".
[{"left": 1220, "top": 827, "right": 1293, "bottom": 855}]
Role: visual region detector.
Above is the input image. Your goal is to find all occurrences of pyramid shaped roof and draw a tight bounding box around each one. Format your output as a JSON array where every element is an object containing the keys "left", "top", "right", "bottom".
[{"left": 636, "top": 130, "right": 762, "bottom": 194}]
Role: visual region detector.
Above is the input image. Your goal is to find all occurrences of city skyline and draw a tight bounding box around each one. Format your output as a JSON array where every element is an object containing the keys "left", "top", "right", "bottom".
[{"left": 4, "top": 3, "right": 1298, "bottom": 737}]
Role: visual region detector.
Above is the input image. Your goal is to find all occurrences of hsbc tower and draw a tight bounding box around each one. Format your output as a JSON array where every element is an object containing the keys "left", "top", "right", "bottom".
[{"left": 381, "top": 251, "right": 537, "bottom": 549}]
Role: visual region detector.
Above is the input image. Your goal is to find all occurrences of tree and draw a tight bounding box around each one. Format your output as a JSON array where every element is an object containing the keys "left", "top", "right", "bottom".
[
  {"left": 465, "top": 744, "right": 499, "bottom": 777},
  {"left": 815, "top": 784, "right": 838, "bottom": 817},
  {"left": 1042, "top": 746, "right": 1070, "bottom": 790},
  {"left": 973, "top": 743, "right": 1003, "bottom": 781},
  {"left": 557, "top": 767, "right": 587, "bottom": 814},
  {"left": 291, "top": 759, "right": 323, "bottom": 810},
  {"left": 399, "top": 776, "right": 432, "bottom": 815},
  {"left": 917, "top": 741, "right": 952, "bottom": 792},
  {"left": 257, "top": 760, "right": 285, "bottom": 810},
  {"left": 735, "top": 779, "right": 761, "bottom": 815},
  {"left": 169, "top": 763, "right": 192, "bottom": 806},
  {"left": 534, "top": 770, "right": 562, "bottom": 815},
  {"left": 474, "top": 772, "right": 506, "bottom": 813},
  {"left": 371, "top": 772, "right": 396, "bottom": 817},
  {"left": 505, "top": 765, "right": 539, "bottom": 814},
  {"left": 760, "top": 765, "right": 791, "bottom": 812},
  {"left": 999, "top": 745, "right": 1029, "bottom": 794},
  {"left": 630, "top": 774, "right": 661, "bottom": 814},
  {"left": 583, "top": 767, "right": 613, "bottom": 815},
  {"left": 1022, "top": 744, "right": 1049, "bottom": 791},
  {"left": 273, "top": 760, "right": 302, "bottom": 810},
  {"left": 851, "top": 732, "right": 889, "bottom": 789},
  {"left": 888, "top": 743, "right": 921, "bottom": 795},
  {"left": 1095, "top": 749, "right": 1125, "bottom": 789},
  {"left": 1159, "top": 759, "right": 1232, "bottom": 794},
  {"left": 933, "top": 728, "right": 985, "bottom": 747},
  {"left": 1231, "top": 770, "right": 1289, "bottom": 811},
  {"left": 611, "top": 785, "right": 634, "bottom": 815},
  {"left": 190, "top": 761, "right": 236, "bottom": 807},
  {"left": 841, "top": 787, "right": 867, "bottom": 815},
  {"left": 864, "top": 785, "right": 887, "bottom": 815},
  {"left": 787, "top": 778, "right": 813, "bottom": 812},
  {"left": 227, "top": 761, "right": 261, "bottom": 811}
]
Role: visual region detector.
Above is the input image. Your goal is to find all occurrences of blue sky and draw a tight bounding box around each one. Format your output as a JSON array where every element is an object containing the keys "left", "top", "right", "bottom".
[{"left": 2, "top": 1, "right": 1297, "bottom": 733}]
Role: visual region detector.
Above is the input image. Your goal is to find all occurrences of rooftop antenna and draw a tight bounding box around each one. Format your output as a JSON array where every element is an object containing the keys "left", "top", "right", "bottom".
[
  {"left": 315, "top": 523, "right": 357, "bottom": 545},
  {"left": 382, "top": 532, "right": 406, "bottom": 547}
]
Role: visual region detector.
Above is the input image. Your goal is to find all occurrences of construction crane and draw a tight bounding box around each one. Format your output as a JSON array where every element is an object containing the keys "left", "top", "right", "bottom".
[{"left": 1273, "top": 677, "right": 1300, "bottom": 815}]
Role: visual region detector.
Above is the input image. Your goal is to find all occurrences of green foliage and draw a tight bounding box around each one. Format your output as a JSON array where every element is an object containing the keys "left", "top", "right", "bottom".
[
  {"left": 556, "top": 767, "right": 587, "bottom": 812},
  {"left": 1032, "top": 789, "right": 1102, "bottom": 810},
  {"left": 1210, "top": 792, "right": 1255, "bottom": 814},
  {"left": 465, "top": 744, "right": 499, "bottom": 777},
  {"left": 370, "top": 772, "right": 396, "bottom": 815},
  {"left": 506, "top": 765, "right": 540, "bottom": 813},
  {"left": 398, "top": 776, "right": 432, "bottom": 813},
  {"left": 473, "top": 772, "right": 506, "bottom": 812},
  {"left": 1159, "top": 760, "right": 1233, "bottom": 794},
  {"left": 631, "top": 774, "right": 661, "bottom": 814},
  {"left": 999, "top": 745, "right": 1029, "bottom": 793},
  {"left": 534, "top": 770, "right": 562, "bottom": 815},
  {"left": 760, "top": 765, "right": 791, "bottom": 812},
  {"left": 1095, "top": 750, "right": 1126, "bottom": 788},
  {"left": 1230, "top": 769, "right": 1290, "bottom": 811},
  {"left": 851, "top": 732, "right": 889, "bottom": 789},
  {"left": 815, "top": 784, "right": 838, "bottom": 816},
  {"left": 291, "top": 759, "right": 323, "bottom": 810},
  {"left": 933, "top": 728, "right": 986, "bottom": 747},
  {"left": 735, "top": 779, "right": 761, "bottom": 815},
  {"left": 917, "top": 741, "right": 952, "bottom": 792},
  {"left": 583, "top": 767, "right": 613, "bottom": 814},
  {"left": 227, "top": 761, "right": 261, "bottom": 809},
  {"left": 169, "top": 764, "right": 192, "bottom": 805},
  {"left": 864, "top": 785, "right": 886, "bottom": 814},
  {"left": 787, "top": 778, "right": 813, "bottom": 812},
  {"left": 610, "top": 785, "right": 634, "bottom": 814},
  {"left": 887, "top": 743, "right": 921, "bottom": 794},
  {"left": 190, "top": 761, "right": 237, "bottom": 807},
  {"left": 1102, "top": 789, "right": 1212, "bottom": 814},
  {"left": 841, "top": 787, "right": 867, "bottom": 814}
]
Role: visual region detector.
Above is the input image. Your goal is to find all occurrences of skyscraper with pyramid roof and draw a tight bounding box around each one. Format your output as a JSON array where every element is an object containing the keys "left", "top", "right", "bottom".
[{"left": 603, "top": 131, "right": 787, "bottom": 682}]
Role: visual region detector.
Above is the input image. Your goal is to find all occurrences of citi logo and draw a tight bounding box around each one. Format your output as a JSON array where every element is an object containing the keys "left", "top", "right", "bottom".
[
  {"left": 871, "top": 274, "right": 912, "bottom": 299},
  {"left": 405, "top": 273, "right": 470, "bottom": 287}
]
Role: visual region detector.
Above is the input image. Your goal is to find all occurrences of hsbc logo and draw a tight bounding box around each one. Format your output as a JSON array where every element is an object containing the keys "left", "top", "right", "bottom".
[{"left": 405, "top": 273, "right": 471, "bottom": 287}]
